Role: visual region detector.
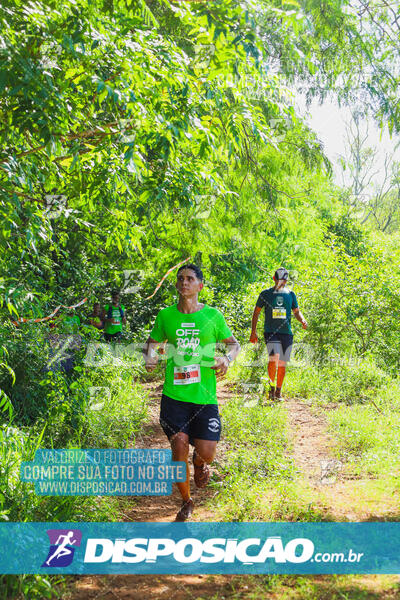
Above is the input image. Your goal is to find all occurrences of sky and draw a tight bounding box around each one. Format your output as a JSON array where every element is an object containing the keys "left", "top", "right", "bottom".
[{"left": 295, "top": 95, "right": 400, "bottom": 193}]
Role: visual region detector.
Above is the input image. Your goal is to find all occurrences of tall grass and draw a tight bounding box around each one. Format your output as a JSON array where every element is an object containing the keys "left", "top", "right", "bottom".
[
  {"left": 211, "top": 397, "right": 326, "bottom": 521},
  {"left": 0, "top": 328, "right": 149, "bottom": 598},
  {"left": 284, "top": 355, "right": 400, "bottom": 479}
]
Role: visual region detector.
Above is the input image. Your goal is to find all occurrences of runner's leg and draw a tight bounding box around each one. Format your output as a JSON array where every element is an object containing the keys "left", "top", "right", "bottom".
[
  {"left": 265, "top": 334, "right": 280, "bottom": 401},
  {"left": 170, "top": 432, "right": 191, "bottom": 501},
  {"left": 268, "top": 354, "right": 278, "bottom": 385},
  {"left": 193, "top": 439, "right": 217, "bottom": 488},
  {"left": 276, "top": 360, "right": 286, "bottom": 389},
  {"left": 276, "top": 334, "right": 293, "bottom": 397},
  {"left": 193, "top": 439, "right": 217, "bottom": 465}
]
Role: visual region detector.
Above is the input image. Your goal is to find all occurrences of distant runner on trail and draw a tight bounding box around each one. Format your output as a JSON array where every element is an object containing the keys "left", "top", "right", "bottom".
[
  {"left": 102, "top": 290, "right": 126, "bottom": 342},
  {"left": 144, "top": 264, "right": 240, "bottom": 522},
  {"left": 249, "top": 267, "right": 307, "bottom": 401}
]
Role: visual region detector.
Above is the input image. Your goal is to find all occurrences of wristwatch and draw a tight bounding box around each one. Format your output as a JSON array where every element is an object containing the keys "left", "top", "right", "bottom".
[{"left": 225, "top": 354, "right": 233, "bottom": 364}]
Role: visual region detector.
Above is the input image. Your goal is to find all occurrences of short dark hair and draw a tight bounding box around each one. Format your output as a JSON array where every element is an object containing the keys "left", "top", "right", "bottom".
[
  {"left": 111, "top": 289, "right": 120, "bottom": 297},
  {"left": 177, "top": 263, "right": 203, "bottom": 281}
]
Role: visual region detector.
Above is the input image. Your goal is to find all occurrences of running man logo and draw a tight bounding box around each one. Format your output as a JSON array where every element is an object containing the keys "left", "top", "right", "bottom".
[{"left": 42, "top": 529, "right": 82, "bottom": 567}]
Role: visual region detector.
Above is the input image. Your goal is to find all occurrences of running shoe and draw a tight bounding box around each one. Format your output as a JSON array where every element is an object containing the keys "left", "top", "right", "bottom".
[{"left": 175, "top": 498, "right": 194, "bottom": 522}]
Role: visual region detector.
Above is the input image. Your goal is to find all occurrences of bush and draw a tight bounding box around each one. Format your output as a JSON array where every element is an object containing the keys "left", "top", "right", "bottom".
[{"left": 285, "top": 356, "right": 391, "bottom": 405}]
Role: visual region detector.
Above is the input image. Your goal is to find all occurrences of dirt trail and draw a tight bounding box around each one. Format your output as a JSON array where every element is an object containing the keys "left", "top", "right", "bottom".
[
  {"left": 70, "top": 380, "right": 236, "bottom": 600},
  {"left": 70, "top": 390, "right": 400, "bottom": 599},
  {"left": 286, "top": 397, "right": 337, "bottom": 483},
  {"left": 286, "top": 398, "right": 400, "bottom": 521}
]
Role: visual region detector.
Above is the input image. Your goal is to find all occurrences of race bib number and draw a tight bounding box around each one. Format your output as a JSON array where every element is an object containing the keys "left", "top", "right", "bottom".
[
  {"left": 272, "top": 308, "right": 286, "bottom": 319},
  {"left": 173, "top": 365, "right": 201, "bottom": 385}
]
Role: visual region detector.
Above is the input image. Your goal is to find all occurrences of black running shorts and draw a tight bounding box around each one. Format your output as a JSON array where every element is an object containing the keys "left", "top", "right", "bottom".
[
  {"left": 264, "top": 332, "right": 294, "bottom": 362},
  {"left": 104, "top": 331, "right": 122, "bottom": 342},
  {"left": 160, "top": 394, "right": 221, "bottom": 445}
]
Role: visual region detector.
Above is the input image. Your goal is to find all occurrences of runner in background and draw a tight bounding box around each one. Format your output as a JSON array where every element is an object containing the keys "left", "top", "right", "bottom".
[
  {"left": 46, "top": 312, "right": 82, "bottom": 374},
  {"left": 88, "top": 302, "right": 103, "bottom": 330},
  {"left": 102, "top": 291, "right": 126, "bottom": 342},
  {"left": 249, "top": 267, "right": 307, "bottom": 401},
  {"left": 143, "top": 264, "right": 240, "bottom": 522}
]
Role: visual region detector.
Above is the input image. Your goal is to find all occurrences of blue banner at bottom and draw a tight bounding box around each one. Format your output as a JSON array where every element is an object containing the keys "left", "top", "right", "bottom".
[{"left": 1, "top": 522, "right": 400, "bottom": 574}]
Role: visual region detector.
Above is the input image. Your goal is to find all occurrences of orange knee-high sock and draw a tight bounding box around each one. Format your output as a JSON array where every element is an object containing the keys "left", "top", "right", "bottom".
[
  {"left": 276, "top": 365, "right": 286, "bottom": 388},
  {"left": 268, "top": 360, "right": 277, "bottom": 386}
]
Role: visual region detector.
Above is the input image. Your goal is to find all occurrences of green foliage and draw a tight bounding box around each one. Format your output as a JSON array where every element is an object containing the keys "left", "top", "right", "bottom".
[
  {"left": 0, "top": 573, "right": 64, "bottom": 600},
  {"left": 326, "top": 214, "right": 366, "bottom": 257},
  {"left": 0, "top": 0, "right": 400, "bottom": 596},
  {"left": 76, "top": 375, "right": 147, "bottom": 448},
  {"left": 213, "top": 397, "right": 294, "bottom": 520},
  {"left": 1, "top": 0, "right": 397, "bottom": 335},
  {"left": 212, "top": 397, "right": 327, "bottom": 521},
  {"left": 296, "top": 237, "right": 400, "bottom": 370},
  {"left": 326, "top": 379, "right": 400, "bottom": 477},
  {"left": 285, "top": 357, "right": 391, "bottom": 405},
  {"left": 0, "top": 332, "right": 147, "bottom": 597}
]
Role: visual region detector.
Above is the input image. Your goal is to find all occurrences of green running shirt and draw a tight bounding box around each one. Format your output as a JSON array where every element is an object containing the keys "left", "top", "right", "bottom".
[
  {"left": 104, "top": 304, "right": 125, "bottom": 335},
  {"left": 150, "top": 304, "right": 232, "bottom": 405}
]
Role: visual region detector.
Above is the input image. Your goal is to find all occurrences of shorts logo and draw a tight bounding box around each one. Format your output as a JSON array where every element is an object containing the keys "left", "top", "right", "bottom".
[
  {"left": 208, "top": 418, "right": 220, "bottom": 433},
  {"left": 42, "top": 529, "right": 82, "bottom": 567}
]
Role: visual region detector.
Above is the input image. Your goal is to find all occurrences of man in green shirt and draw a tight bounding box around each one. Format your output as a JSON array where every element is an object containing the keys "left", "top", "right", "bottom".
[
  {"left": 144, "top": 264, "right": 240, "bottom": 521},
  {"left": 102, "top": 290, "right": 126, "bottom": 342}
]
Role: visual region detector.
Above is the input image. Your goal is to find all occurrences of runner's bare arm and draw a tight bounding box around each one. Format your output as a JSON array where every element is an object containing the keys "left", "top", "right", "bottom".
[
  {"left": 293, "top": 307, "right": 308, "bottom": 329},
  {"left": 249, "top": 306, "right": 262, "bottom": 343},
  {"left": 89, "top": 317, "right": 103, "bottom": 329},
  {"left": 143, "top": 336, "right": 164, "bottom": 371},
  {"left": 211, "top": 335, "right": 240, "bottom": 377}
]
